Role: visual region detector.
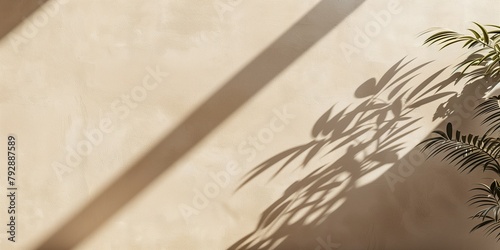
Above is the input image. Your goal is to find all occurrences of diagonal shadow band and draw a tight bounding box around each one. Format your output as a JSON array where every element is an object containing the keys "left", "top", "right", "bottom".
[
  {"left": 0, "top": 0, "right": 48, "bottom": 41},
  {"left": 35, "top": 0, "right": 365, "bottom": 249}
]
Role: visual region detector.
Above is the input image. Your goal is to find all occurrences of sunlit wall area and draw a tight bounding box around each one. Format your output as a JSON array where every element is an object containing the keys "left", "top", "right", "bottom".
[{"left": 0, "top": 0, "right": 499, "bottom": 249}]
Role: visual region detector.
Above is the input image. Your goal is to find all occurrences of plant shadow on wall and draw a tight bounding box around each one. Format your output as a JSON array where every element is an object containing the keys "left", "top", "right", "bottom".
[
  {"left": 418, "top": 23, "right": 500, "bottom": 241},
  {"left": 229, "top": 57, "right": 460, "bottom": 250},
  {"left": 426, "top": 23, "right": 500, "bottom": 123}
]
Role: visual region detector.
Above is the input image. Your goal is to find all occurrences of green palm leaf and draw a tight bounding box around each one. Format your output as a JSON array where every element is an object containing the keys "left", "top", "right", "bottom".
[
  {"left": 422, "top": 22, "right": 500, "bottom": 242},
  {"left": 469, "top": 180, "right": 500, "bottom": 240},
  {"left": 419, "top": 123, "right": 500, "bottom": 174},
  {"left": 475, "top": 96, "right": 500, "bottom": 134},
  {"left": 422, "top": 23, "right": 500, "bottom": 84}
]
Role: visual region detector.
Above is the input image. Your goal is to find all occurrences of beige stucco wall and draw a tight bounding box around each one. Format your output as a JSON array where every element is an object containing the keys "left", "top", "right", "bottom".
[{"left": 1, "top": 0, "right": 500, "bottom": 249}]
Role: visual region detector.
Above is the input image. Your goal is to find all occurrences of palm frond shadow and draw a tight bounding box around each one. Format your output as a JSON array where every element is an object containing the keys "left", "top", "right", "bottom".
[
  {"left": 419, "top": 90, "right": 500, "bottom": 240},
  {"left": 433, "top": 53, "right": 498, "bottom": 121},
  {"left": 229, "top": 58, "right": 460, "bottom": 250},
  {"left": 476, "top": 96, "right": 500, "bottom": 135}
]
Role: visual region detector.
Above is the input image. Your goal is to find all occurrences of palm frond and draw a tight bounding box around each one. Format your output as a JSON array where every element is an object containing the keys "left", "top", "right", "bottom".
[
  {"left": 419, "top": 122, "right": 500, "bottom": 175},
  {"left": 423, "top": 23, "right": 500, "bottom": 84},
  {"left": 422, "top": 23, "right": 500, "bottom": 242},
  {"left": 475, "top": 96, "right": 500, "bottom": 134},
  {"left": 469, "top": 180, "right": 500, "bottom": 240}
]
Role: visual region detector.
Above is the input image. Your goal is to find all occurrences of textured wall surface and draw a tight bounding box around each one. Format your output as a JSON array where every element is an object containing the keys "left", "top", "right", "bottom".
[{"left": 1, "top": 0, "right": 500, "bottom": 249}]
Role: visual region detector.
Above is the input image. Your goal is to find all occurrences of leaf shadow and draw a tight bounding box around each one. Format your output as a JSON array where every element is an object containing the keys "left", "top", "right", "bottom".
[
  {"left": 229, "top": 57, "right": 460, "bottom": 250},
  {"left": 432, "top": 53, "right": 500, "bottom": 122}
]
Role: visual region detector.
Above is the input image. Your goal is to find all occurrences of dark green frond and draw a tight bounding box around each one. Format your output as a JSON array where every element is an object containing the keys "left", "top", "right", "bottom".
[
  {"left": 469, "top": 180, "right": 500, "bottom": 240},
  {"left": 423, "top": 22, "right": 500, "bottom": 84},
  {"left": 475, "top": 96, "right": 500, "bottom": 134},
  {"left": 419, "top": 123, "right": 500, "bottom": 175}
]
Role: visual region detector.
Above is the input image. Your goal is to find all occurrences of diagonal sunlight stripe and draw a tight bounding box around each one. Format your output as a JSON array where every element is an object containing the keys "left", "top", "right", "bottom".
[
  {"left": 0, "top": 0, "right": 49, "bottom": 41},
  {"left": 35, "top": 0, "right": 366, "bottom": 249}
]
